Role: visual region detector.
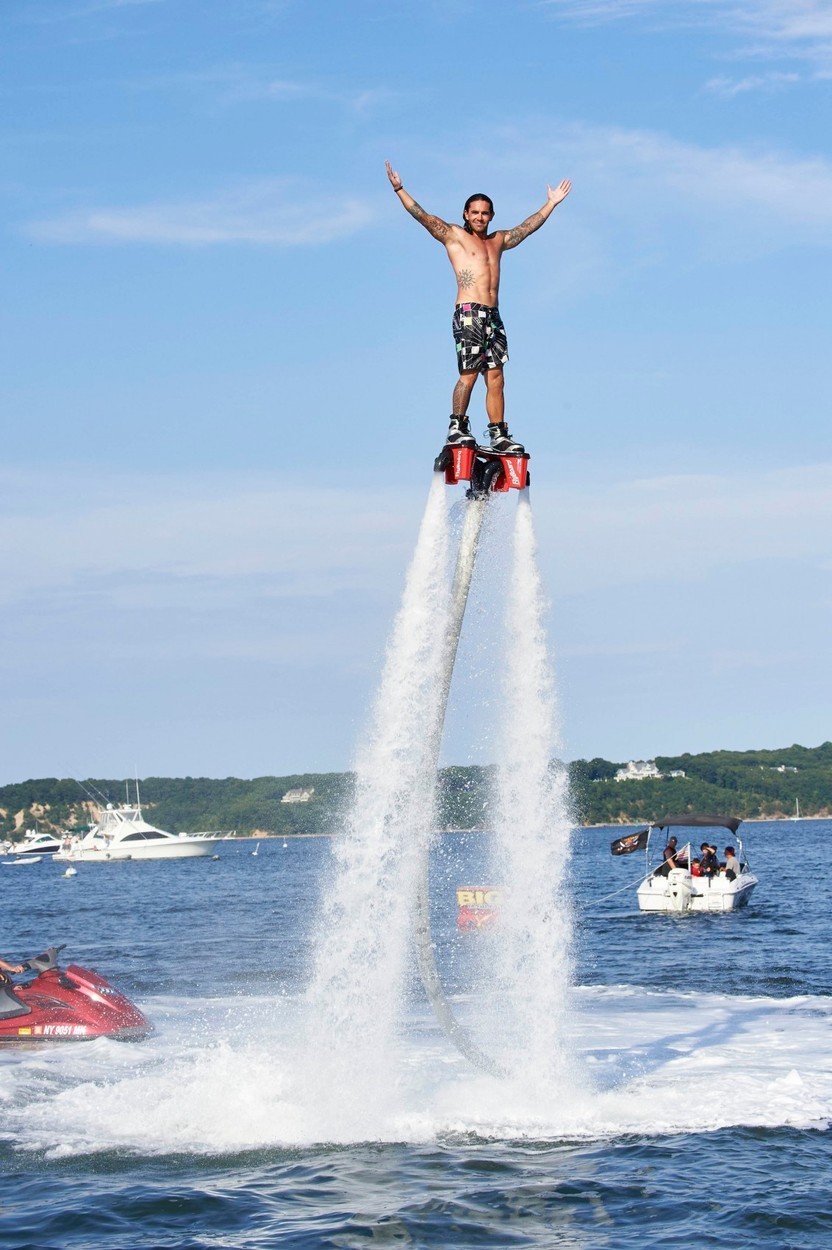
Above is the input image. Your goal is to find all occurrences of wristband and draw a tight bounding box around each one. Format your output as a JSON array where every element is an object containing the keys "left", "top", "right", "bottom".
[{"left": 393, "top": 184, "right": 403, "bottom": 192}]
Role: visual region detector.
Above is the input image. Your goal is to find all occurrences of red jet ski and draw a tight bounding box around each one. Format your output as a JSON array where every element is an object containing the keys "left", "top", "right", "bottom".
[{"left": 0, "top": 946, "right": 152, "bottom": 1042}]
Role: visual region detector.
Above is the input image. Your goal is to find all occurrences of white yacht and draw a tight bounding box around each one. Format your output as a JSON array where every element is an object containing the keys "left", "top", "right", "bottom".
[
  {"left": 7, "top": 828, "right": 63, "bottom": 858},
  {"left": 54, "top": 793, "right": 226, "bottom": 862},
  {"left": 621, "top": 814, "right": 759, "bottom": 914}
]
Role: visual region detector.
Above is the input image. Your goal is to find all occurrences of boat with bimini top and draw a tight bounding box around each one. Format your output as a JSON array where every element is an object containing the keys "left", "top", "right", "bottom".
[{"left": 612, "top": 814, "right": 759, "bottom": 913}]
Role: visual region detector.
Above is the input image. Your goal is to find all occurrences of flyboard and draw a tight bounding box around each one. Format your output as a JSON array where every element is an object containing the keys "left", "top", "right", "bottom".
[{"left": 413, "top": 439, "right": 530, "bottom": 1078}]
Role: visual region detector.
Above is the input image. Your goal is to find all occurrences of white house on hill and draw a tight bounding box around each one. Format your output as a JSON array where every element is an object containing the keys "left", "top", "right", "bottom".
[
  {"left": 280, "top": 787, "right": 314, "bottom": 804},
  {"left": 615, "top": 760, "right": 661, "bottom": 782}
]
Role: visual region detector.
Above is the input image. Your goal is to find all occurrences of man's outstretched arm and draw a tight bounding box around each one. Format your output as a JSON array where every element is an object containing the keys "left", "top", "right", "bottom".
[
  {"left": 502, "top": 179, "right": 571, "bottom": 250},
  {"left": 385, "top": 160, "right": 451, "bottom": 242}
]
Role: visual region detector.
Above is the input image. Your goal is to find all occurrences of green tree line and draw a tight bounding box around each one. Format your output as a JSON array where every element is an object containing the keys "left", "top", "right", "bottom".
[{"left": 1, "top": 742, "right": 830, "bottom": 841}]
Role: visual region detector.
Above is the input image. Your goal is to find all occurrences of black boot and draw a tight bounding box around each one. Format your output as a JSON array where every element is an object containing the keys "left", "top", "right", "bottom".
[
  {"left": 487, "top": 422, "right": 525, "bottom": 454},
  {"left": 446, "top": 415, "right": 477, "bottom": 449}
]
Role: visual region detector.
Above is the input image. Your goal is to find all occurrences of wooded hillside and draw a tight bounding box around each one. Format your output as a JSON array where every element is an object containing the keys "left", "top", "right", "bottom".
[{"left": 1, "top": 742, "right": 829, "bottom": 841}]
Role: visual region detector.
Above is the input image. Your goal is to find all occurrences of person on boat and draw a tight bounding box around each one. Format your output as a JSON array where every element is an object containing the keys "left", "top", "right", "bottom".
[
  {"left": 654, "top": 836, "right": 681, "bottom": 877},
  {"left": 699, "top": 843, "right": 720, "bottom": 877},
  {"left": 385, "top": 160, "right": 571, "bottom": 455},
  {"left": 723, "top": 846, "right": 741, "bottom": 881},
  {"left": 0, "top": 957, "right": 24, "bottom": 983},
  {"left": 690, "top": 857, "right": 703, "bottom": 877}
]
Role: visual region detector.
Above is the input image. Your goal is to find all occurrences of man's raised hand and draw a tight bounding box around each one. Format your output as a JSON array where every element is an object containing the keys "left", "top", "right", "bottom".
[
  {"left": 385, "top": 160, "right": 403, "bottom": 191},
  {"left": 547, "top": 179, "right": 572, "bottom": 206}
]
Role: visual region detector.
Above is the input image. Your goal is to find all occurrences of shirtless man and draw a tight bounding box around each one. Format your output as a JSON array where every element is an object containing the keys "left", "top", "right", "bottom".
[{"left": 385, "top": 161, "right": 571, "bottom": 454}]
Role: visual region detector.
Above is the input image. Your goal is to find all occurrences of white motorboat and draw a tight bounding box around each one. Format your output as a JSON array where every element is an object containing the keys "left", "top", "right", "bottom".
[
  {"left": 53, "top": 794, "right": 224, "bottom": 863},
  {"left": 616, "top": 814, "right": 759, "bottom": 914},
  {"left": 7, "top": 829, "right": 63, "bottom": 858}
]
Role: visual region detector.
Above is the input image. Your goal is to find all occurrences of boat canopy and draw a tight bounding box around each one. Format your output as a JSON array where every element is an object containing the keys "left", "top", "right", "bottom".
[{"left": 651, "top": 813, "right": 741, "bottom": 834}]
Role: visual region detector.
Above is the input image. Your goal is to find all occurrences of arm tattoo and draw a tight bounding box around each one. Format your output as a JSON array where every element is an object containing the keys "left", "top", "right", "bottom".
[
  {"left": 504, "top": 210, "right": 545, "bottom": 248},
  {"left": 456, "top": 267, "right": 476, "bottom": 290},
  {"left": 408, "top": 200, "right": 449, "bottom": 240}
]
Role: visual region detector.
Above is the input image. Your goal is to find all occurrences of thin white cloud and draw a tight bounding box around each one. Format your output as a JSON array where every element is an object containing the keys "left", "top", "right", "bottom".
[
  {"left": 731, "top": 0, "right": 832, "bottom": 44},
  {"left": 0, "top": 471, "right": 416, "bottom": 609},
  {"left": 704, "top": 70, "right": 801, "bottom": 93},
  {"left": 586, "top": 123, "right": 832, "bottom": 227},
  {"left": 131, "top": 63, "right": 396, "bottom": 116},
  {"left": 539, "top": 461, "right": 832, "bottom": 596},
  {"left": 537, "top": 0, "right": 667, "bottom": 21},
  {"left": 2, "top": 462, "right": 830, "bottom": 611},
  {"left": 204, "top": 67, "right": 395, "bottom": 114},
  {"left": 539, "top": 0, "right": 832, "bottom": 78},
  {"left": 478, "top": 118, "right": 832, "bottom": 280},
  {"left": 24, "top": 179, "right": 375, "bottom": 246},
  {"left": 22, "top": 0, "right": 166, "bottom": 22},
  {"left": 540, "top": 0, "right": 832, "bottom": 39},
  {"left": 2, "top": 463, "right": 829, "bottom": 773}
]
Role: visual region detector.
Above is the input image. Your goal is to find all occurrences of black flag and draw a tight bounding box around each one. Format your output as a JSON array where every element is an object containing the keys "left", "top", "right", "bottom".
[{"left": 610, "top": 829, "right": 649, "bottom": 856}]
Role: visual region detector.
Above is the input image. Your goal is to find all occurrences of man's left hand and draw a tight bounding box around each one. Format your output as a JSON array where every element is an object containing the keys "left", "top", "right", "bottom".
[{"left": 547, "top": 179, "right": 572, "bottom": 206}]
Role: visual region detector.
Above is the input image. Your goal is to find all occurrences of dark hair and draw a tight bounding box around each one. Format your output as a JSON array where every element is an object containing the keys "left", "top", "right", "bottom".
[
  {"left": 725, "top": 846, "right": 735, "bottom": 855},
  {"left": 463, "top": 193, "right": 494, "bottom": 233}
]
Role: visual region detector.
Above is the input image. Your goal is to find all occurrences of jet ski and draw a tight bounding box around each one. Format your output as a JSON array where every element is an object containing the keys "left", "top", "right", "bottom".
[{"left": 0, "top": 946, "right": 152, "bottom": 1043}]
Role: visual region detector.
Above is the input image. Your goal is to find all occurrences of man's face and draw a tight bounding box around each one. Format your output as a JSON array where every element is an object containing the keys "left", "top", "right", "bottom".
[{"left": 465, "top": 200, "right": 493, "bottom": 235}]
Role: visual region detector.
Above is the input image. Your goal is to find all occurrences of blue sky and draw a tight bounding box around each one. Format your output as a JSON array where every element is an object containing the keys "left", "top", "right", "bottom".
[{"left": 1, "top": 0, "right": 830, "bottom": 784}]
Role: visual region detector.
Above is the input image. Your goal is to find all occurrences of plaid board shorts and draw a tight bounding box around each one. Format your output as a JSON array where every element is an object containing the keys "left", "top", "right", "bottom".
[{"left": 452, "top": 303, "right": 509, "bottom": 374}]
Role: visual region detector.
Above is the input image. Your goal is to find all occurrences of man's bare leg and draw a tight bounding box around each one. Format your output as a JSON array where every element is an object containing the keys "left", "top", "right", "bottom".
[
  {"left": 452, "top": 371, "right": 478, "bottom": 417},
  {"left": 484, "top": 366, "right": 524, "bottom": 452},
  {"left": 446, "top": 371, "right": 479, "bottom": 449},
  {"left": 484, "top": 366, "right": 505, "bottom": 425}
]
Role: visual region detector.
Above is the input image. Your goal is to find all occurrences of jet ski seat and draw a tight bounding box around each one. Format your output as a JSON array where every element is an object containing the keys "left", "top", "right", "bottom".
[{"left": 0, "top": 983, "right": 31, "bottom": 1020}]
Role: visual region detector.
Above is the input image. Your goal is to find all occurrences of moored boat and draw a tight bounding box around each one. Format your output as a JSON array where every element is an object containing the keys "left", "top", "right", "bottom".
[
  {"left": 54, "top": 790, "right": 227, "bottom": 862},
  {"left": 6, "top": 829, "right": 62, "bottom": 858}
]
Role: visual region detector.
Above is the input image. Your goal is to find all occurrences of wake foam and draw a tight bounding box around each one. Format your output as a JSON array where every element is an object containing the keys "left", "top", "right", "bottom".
[{"left": 2, "top": 986, "right": 830, "bottom": 1157}]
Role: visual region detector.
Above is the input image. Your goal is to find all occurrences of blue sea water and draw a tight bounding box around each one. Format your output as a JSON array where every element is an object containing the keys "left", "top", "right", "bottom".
[{"left": 1, "top": 821, "right": 831, "bottom": 1249}]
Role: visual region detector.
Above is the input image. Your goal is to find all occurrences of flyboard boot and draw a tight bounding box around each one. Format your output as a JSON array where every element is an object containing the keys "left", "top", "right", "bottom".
[
  {"left": 485, "top": 421, "right": 525, "bottom": 455},
  {"left": 434, "top": 416, "right": 529, "bottom": 492},
  {"left": 446, "top": 415, "right": 477, "bottom": 449},
  {"left": 435, "top": 415, "right": 477, "bottom": 486}
]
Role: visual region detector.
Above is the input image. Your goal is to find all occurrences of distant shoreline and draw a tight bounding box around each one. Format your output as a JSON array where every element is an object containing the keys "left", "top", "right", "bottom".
[
  {"left": 249, "top": 812, "right": 832, "bottom": 841},
  {"left": 4, "top": 747, "right": 830, "bottom": 841}
]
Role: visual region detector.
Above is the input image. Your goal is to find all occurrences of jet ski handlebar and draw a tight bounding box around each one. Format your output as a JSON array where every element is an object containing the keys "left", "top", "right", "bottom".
[{"left": 24, "top": 945, "right": 66, "bottom": 973}]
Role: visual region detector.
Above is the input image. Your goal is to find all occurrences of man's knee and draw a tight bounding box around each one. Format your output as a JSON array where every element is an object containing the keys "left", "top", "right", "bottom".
[{"left": 485, "top": 367, "right": 504, "bottom": 392}]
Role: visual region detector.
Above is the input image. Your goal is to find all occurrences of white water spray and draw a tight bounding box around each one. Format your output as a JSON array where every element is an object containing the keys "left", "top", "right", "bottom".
[
  {"left": 489, "top": 492, "right": 576, "bottom": 1088},
  {"left": 304, "top": 474, "right": 451, "bottom": 1123},
  {"left": 305, "top": 473, "right": 576, "bottom": 1117}
]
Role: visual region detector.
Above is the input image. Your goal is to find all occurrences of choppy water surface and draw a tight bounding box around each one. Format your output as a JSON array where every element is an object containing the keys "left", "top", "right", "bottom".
[{"left": 1, "top": 823, "right": 831, "bottom": 1249}]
